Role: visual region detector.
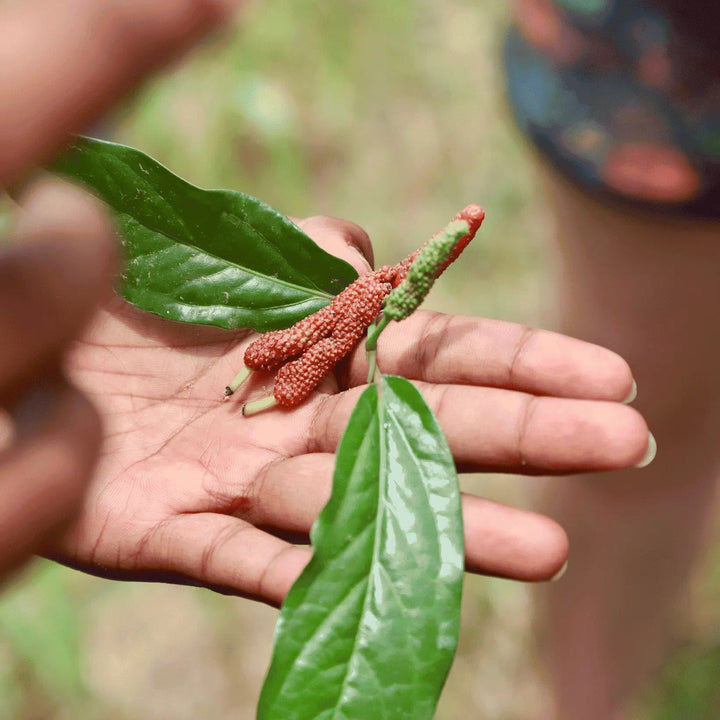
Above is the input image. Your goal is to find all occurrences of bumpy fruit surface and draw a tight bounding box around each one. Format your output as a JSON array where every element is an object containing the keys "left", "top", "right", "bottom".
[{"left": 237, "top": 205, "right": 484, "bottom": 408}]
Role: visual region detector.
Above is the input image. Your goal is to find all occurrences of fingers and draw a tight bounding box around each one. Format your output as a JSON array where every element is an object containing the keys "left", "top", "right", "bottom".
[
  {"left": 136, "top": 513, "right": 311, "bottom": 606},
  {"left": 307, "top": 383, "right": 650, "bottom": 473},
  {"left": 0, "top": 0, "right": 240, "bottom": 186},
  {"left": 348, "top": 311, "right": 635, "bottom": 402},
  {"left": 0, "top": 378, "right": 102, "bottom": 579},
  {"left": 248, "top": 454, "right": 569, "bottom": 581},
  {"left": 128, "top": 452, "right": 569, "bottom": 602},
  {"left": 295, "top": 215, "right": 375, "bottom": 275},
  {"left": 0, "top": 179, "right": 116, "bottom": 401},
  {"left": 250, "top": 453, "right": 336, "bottom": 532},
  {"left": 462, "top": 495, "right": 568, "bottom": 581}
]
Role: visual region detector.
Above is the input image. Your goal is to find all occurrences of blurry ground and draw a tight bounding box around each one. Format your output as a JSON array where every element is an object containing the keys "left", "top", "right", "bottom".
[{"left": 1, "top": 1, "right": 719, "bottom": 718}]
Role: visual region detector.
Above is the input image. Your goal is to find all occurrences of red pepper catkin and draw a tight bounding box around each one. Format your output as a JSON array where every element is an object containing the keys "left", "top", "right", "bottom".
[
  {"left": 230, "top": 204, "right": 484, "bottom": 412},
  {"left": 243, "top": 274, "right": 392, "bottom": 374},
  {"left": 437, "top": 204, "right": 485, "bottom": 276},
  {"left": 243, "top": 304, "right": 337, "bottom": 372},
  {"left": 273, "top": 321, "right": 363, "bottom": 406}
]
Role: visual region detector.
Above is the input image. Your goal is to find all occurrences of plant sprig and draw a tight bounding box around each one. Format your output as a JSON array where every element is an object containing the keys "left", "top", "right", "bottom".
[
  {"left": 52, "top": 138, "right": 485, "bottom": 720},
  {"left": 226, "top": 205, "right": 484, "bottom": 411}
]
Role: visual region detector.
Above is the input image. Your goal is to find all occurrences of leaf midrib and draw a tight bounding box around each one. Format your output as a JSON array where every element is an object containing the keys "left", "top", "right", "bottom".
[
  {"left": 120, "top": 211, "right": 335, "bottom": 303},
  {"left": 110, "top": 151, "right": 340, "bottom": 300},
  {"left": 331, "top": 381, "right": 390, "bottom": 719}
]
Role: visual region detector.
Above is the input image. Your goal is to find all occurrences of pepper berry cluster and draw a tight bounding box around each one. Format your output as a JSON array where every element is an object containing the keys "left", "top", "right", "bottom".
[{"left": 226, "top": 204, "right": 484, "bottom": 413}]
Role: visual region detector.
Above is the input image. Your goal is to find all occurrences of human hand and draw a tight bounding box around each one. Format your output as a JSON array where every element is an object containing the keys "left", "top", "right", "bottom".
[
  {"left": 56, "top": 216, "right": 651, "bottom": 606},
  {"left": 0, "top": 0, "right": 241, "bottom": 582},
  {"left": 0, "top": 0, "right": 240, "bottom": 188},
  {"left": 0, "top": 181, "right": 116, "bottom": 580}
]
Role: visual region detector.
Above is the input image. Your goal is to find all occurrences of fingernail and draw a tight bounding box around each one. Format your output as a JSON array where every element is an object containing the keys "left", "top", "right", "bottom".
[
  {"left": 635, "top": 431, "right": 657, "bottom": 469},
  {"left": 622, "top": 379, "right": 637, "bottom": 404},
  {"left": 550, "top": 560, "right": 568, "bottom": 582}
]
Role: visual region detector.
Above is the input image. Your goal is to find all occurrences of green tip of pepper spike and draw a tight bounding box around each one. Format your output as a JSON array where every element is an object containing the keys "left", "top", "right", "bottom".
[{"left": 384, "top": 219, "right": 470, "bottom": 322}]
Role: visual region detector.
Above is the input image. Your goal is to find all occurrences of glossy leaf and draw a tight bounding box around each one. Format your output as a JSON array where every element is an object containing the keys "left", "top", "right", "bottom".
[
  {"left": 258, "top": 375, "right": 464, "bottom": 720},
  {"left": 53, "top": 137, "right": 358, "bottom": 331}
]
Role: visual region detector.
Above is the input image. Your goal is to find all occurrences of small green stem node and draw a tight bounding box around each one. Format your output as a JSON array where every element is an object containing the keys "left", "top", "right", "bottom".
[
  {"left": 365, "top": 314, "right": 390, "bottom": 353},
  {"left": 366, "top": 349, "right": 378, "bottom": 384},
  {"left": 365, "top": 314, "right": 391, "bottom": 383}
]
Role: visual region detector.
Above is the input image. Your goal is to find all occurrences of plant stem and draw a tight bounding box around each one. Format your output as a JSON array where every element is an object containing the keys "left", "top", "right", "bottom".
[
  {"left": 366, "top": 349, "right": 378, "bottom": 385},
  {"left": 224, "top": 365, "right": 251, "bottom": 396},
  {"left": 242, "top": 395, "right": 278, "bottom": 416},
  {"left": 365, "top": 314, "right": 391, "bottom": 383},
  {"left": 365, "top": 314, "right": 390, "bottom": 353}
]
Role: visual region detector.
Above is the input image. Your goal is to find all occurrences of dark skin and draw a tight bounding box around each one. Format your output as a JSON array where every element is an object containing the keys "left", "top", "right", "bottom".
[
  {"left": 55, "top": 214, "right": 649, "bottom": 606},
  {"left": 0, "top": 0, "right": 650, "bottom": 604}
]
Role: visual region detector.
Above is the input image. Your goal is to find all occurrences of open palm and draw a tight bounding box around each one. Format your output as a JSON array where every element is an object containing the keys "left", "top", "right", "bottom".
[{"left": 58, "top": 220, "right": 650, "bottom": 606}]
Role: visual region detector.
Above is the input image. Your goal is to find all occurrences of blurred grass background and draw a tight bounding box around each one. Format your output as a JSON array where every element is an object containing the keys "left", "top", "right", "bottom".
[{"left": 1, "top": 1, "right": 719, "bottom": 718}]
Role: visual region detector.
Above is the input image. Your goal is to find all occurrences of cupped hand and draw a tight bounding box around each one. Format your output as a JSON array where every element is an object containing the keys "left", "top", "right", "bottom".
[{"left": 57, "top": 216, "right": 651, "bottom": 606}]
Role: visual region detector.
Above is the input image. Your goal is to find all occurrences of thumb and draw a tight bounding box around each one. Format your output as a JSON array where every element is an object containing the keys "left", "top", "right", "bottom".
[{"left": 293, "top": 215, "right": 375, "bottom": 276}]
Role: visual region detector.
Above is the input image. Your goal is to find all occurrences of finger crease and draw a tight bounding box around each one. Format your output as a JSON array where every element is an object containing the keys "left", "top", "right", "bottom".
[
  {"left": 256, "top": 545, "right": 296, "bottom": 601},
  {"left": 199, "top": 523, "right": 253, "bottom": 580},
  {"left": 507, "top": 326, "right": 535, "bottom": 387},
  {"left": 307, "top": 394, "right": 333, "bottom": 454},
  {"left": 249, "top": 456, "right": 288, "bottom": 522},
  {"left": 414, "top": 314, "right": 453, "bottom": 379},
  {"left": 430, "top": 385, "right": 452, "bottom": 428},
  {"left": 516, "top": 395, "right": 540, "bottom": 468}
]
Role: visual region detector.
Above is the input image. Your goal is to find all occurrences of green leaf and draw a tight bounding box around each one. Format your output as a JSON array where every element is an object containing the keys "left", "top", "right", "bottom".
[
  {"left": 258, "top": 375, "right": 464, "bottom": 720},
  {"left": 52, "top": 137, "right": 358, "bottom": 331}
]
